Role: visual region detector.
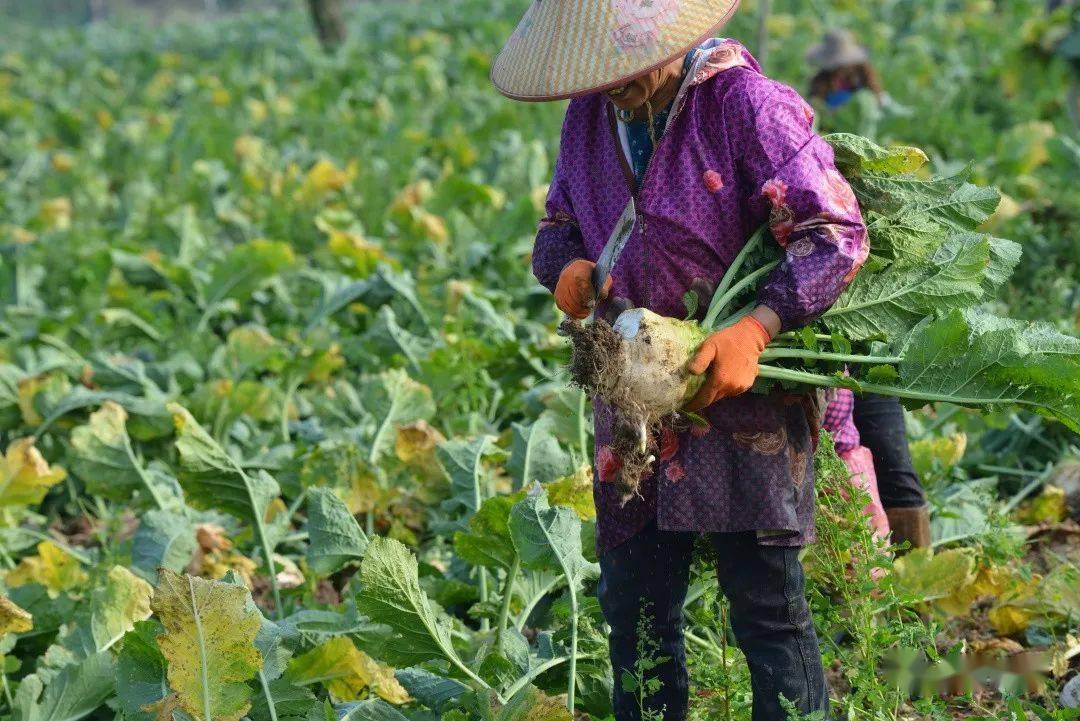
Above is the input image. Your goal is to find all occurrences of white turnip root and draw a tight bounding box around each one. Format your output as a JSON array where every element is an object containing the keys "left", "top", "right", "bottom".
[{"left": 562, "top": 307, "right": 707, "bottom": 502}]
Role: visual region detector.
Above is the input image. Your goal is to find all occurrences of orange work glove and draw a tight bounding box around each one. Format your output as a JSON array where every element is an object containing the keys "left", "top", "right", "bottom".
[
  {"left": 554, "top": 259, "right": 612, "bottom": 319},
  {"left": 684, "top": 316, "right": 771, "bottom": 411}
]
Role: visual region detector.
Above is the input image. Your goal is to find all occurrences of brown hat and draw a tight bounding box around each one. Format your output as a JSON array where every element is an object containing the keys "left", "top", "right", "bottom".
[
  {"left": 491, "top": 0, "right": 741, "bottom": 102},
  {"left": 806, "top": 29, "right": 869, "bottom": 71}
]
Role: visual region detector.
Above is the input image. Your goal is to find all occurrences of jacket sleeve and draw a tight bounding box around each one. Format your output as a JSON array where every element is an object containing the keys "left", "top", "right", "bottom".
[
  {"left": 735, "top": 81, "right": 868, "bottom": 331},
  {"left": 531, "top": 118, "right": 587, "bottom": 293}
]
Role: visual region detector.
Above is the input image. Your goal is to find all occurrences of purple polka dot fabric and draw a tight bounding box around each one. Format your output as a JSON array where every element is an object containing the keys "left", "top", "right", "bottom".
[{"left": 531, "top": 40, "right": 867, "bottom": 556}]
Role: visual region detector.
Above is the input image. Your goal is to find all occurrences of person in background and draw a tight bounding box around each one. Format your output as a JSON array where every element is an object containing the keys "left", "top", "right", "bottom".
[
  {"left": 808, "top": 28, "right": 931, "bottom": 553},
  {"left": 493, "top": 2, "right": 869, "bottom": 718},
  {"left": 806, "top": 29, "right": 882, "bottom": 110}
]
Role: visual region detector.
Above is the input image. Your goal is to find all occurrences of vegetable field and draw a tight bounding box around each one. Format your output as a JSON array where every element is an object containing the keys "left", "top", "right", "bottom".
[{"left": 0, "top": 1, "right": 1077, "bottom": 720}]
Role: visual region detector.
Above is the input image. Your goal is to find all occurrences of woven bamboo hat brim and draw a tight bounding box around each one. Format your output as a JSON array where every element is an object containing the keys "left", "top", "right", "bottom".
[{"left": 492, "top": 0, "right": 741, "bottom": 102}]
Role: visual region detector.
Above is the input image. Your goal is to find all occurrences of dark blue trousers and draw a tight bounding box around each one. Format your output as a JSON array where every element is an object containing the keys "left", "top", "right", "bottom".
[
  {"left": 598, "top": 524, "right": 829, "bottom": 721},
  {"left": 852, "top": 393, "right": 925, "bottom": 509}
]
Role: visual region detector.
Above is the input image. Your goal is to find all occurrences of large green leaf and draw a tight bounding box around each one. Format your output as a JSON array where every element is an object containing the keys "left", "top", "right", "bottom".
[
  {"left": 337, "top": 700, "right": 411, "bottom": 721},
  {"left": 509, "top": 488, "right": 596, "bottom": 592},
  {"left": 827, "top": 133, "right": 930, "bottom": 176},
  {"left": 437, "top": 435, "right": 501, "bottom": 525},
  {"left": 845, "top": 166, "right": 1000, "bottom": 233},
  {"left": 508, "top": 415, "right": 574, "bottom": 491},
  {"left": 60, "top": 565, "right": 152, "bottom": 659},
  {"left": 891, "top": 310, "right": 1080, "bottom": 429},
  {"left": 453, "top": 493, "right": 521, "bottom": 572},
  {"left": 276, "top": 603, "right": 384, "bottom": 650},
  {"left": 823, "top": 234, "right": 1015, "bottom": 340},
  {"left": 306, "top": 487, "right": 368, "bottom": 576},
  {"left": 131, "top": 509, "right": 197, "bottom": 580},
  {"left": 201, "top": 238, "right": 295, "bottom": 308},
  {"left": 151, "top": 568, "right": 263, "bottom": 721},
  {"left": 116, "top": 620, "right": 169, "bottom": 721},
  {"left": 168, "top": 403, "right": 280, "bottom": 523},
  {"left": 249, "top": 678, "right": 317, "bottom": 721},
  {"left": 12, "top": 651, "right": 115, "bottom": 721},
  {"left": 69, "top": 401, "right": 178, "bottom": 509},
  {"left": 362, "top": 306, "right": 434, "bottom": 372},
  {"left": 361, "top": 369, "right": 435, "bottom": 465},
  {"left": 356, "top": 536, "right": 474, "bottom": 674},
  {"left": 394, "top": 668, "right": 468, "bottom": 712},
  {"left": 167, "top": 403, "right": 282, "bottom": 602}
]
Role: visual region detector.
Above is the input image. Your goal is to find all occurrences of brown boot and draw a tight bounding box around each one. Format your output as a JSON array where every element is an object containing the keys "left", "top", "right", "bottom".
[{"left": 885, "top": 505, "right": 931, "bottom": 554}]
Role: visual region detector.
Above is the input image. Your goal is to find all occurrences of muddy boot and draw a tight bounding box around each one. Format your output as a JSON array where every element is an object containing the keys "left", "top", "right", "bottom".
[{"left": 885, "top": 505, "right": 931, "bottom": 555}]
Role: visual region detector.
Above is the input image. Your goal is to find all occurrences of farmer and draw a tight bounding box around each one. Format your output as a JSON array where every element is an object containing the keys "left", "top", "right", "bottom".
[
  {"left": 806, "top": 29, "right": 882, "bottom": 110},
  {"left": 493, "top": 2, "right": 868, "bottom": 719}
]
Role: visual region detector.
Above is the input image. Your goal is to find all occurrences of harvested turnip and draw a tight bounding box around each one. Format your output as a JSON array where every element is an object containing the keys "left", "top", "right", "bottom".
[{"left": 562, "top": 307, "right": 707, "bottom": 502}]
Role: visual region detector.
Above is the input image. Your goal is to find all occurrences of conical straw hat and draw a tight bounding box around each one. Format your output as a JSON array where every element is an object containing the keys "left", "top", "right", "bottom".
[{"left": 492, "top": 0, "right": 741, "bottom": 102}]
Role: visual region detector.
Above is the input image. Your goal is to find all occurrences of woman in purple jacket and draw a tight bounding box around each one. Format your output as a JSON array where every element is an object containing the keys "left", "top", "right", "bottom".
[{"left": 493, "top": 3, "right": 868, "bottom": 719}]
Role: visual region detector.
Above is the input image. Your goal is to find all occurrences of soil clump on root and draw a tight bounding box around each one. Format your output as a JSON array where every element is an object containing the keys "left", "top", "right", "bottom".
[{"left": 560, "top": 318, "right": 657, "bottom": 503}]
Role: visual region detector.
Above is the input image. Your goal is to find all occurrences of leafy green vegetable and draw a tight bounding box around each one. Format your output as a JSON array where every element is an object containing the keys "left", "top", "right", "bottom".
[
  {"left": 508, "top": 415, "right": 574, "bottom": 491},
  {"left": 168, "top": 403, "right": 284, "bottom": 609},
  {"left": 131, "top": 509, "right": 198, "bottom": 580},
  {"left": 822, "top": 234, "right": 1018, "bottom": 340},
  {"left": 356, "top": 536, "right": 486, "bottom": 688},
  {"left": 60, "top": 565, "right": 152, "bottom": 659},
  {"left": 151, "top": 568, "right": 263, "bottom": 721},
  {"left": 509, "top": 487, "right": 597, "bottom": 712},
  {"left": 12, "top": 651, "right": 115, "bottom": 721},
  {"left": 116, "top": 620, "right": 169, "bottom": 721},
  {"left": 305, "top": 487, "right": 368, "bottom": 575}
]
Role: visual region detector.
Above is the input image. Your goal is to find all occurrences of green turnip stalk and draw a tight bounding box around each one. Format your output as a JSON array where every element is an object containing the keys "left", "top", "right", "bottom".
[{"left": 494, "top": 552, "right": 520, "bottom": 648}]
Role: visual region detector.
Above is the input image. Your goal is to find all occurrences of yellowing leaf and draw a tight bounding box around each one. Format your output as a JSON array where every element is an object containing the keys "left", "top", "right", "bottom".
[
  {"left": 197, "top": 551, "right": 259, "bottom": 587},
  {"left": 546, "top": 465, "right": 596, "bottom": 521},
  {"left": 996, "top": 120, "right": 1055, "bottom": 175},
  {"left": 389, "top": 180, "right": 433, "bottom": 213},
  {"left": 326, "top": 228, "right": 391, "bottom": 277},
  {"left": 909, "top": 432, "right": 967, "bottom": 478},
  {"left": 0, "top": 595, "right": 32, "bottom": 634},
  {"left": 0, "top": 437, "right": 67, "bottom": 508},
  {"left": 395, "top": 420, "right": 445, "bottom": 470},
  {"left": 211, "top": 88, "right": 231, "bottom": 107},
  {"left": 152, "top": 568, "right": 262, "bottom": 721},
  {"left": 36, "top": 196, "right": 72, "bottom": 231},
  {"left": 65, "top": 566, "right": 153, "bottom": 657},
  {"left": 415, "top": 210, "right": 448, "bottom": 244},
  {"left": 1016, "top": 484, "right": 1067, "bottom": 524},
  {"left": 17, "top": 372, "right": 71, "bottom": 426},
  {"left": 245, "top": 98, "right": 268, "bottom": 123},
  {"left": 989, "top": 604, "right": 1034, "bottom": 635},
  {"left": 888, "top": 547, "right": 976, "bottom": 606},
  {"left": 272, "top": 95, "right": 295, "bottom": 117},
  {"left": 937, "top": 562, "right": 1015, "bottom": 616},
  {"left": 284, "top": 636, "right": 409, "bottom": 704},
  {"left": 7, "top": 541, "right": 88, "bottom": 595},
  {"left": 980, "top": 193, "right": 1023, "bottom": 231},
  {"left": 297, "top": 158, "right": 354, "bottom": 201},
  {"left": 94, "top": 108, "right": 114, "bottom": 130},
  {"left": 233, "top": 135, "right": 265, "bottom": 163},
  {"left": 51, "top": 152, "right": 74, "bottom": 173}
]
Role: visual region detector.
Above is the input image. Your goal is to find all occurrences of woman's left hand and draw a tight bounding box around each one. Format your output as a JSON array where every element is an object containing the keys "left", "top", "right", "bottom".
[{"left": 684, "top": 315, "right": 772, "bottom": 411}]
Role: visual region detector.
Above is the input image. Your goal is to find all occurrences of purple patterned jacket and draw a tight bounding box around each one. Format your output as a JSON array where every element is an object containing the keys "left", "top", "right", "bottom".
[{"left": 531, "top": 39, "right": 868, "bottom": 556}]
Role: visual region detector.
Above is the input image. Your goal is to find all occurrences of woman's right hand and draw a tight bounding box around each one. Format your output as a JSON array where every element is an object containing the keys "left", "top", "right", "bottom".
[{"left": 555, "top": 259, "right": 612, "bottom": 319}]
